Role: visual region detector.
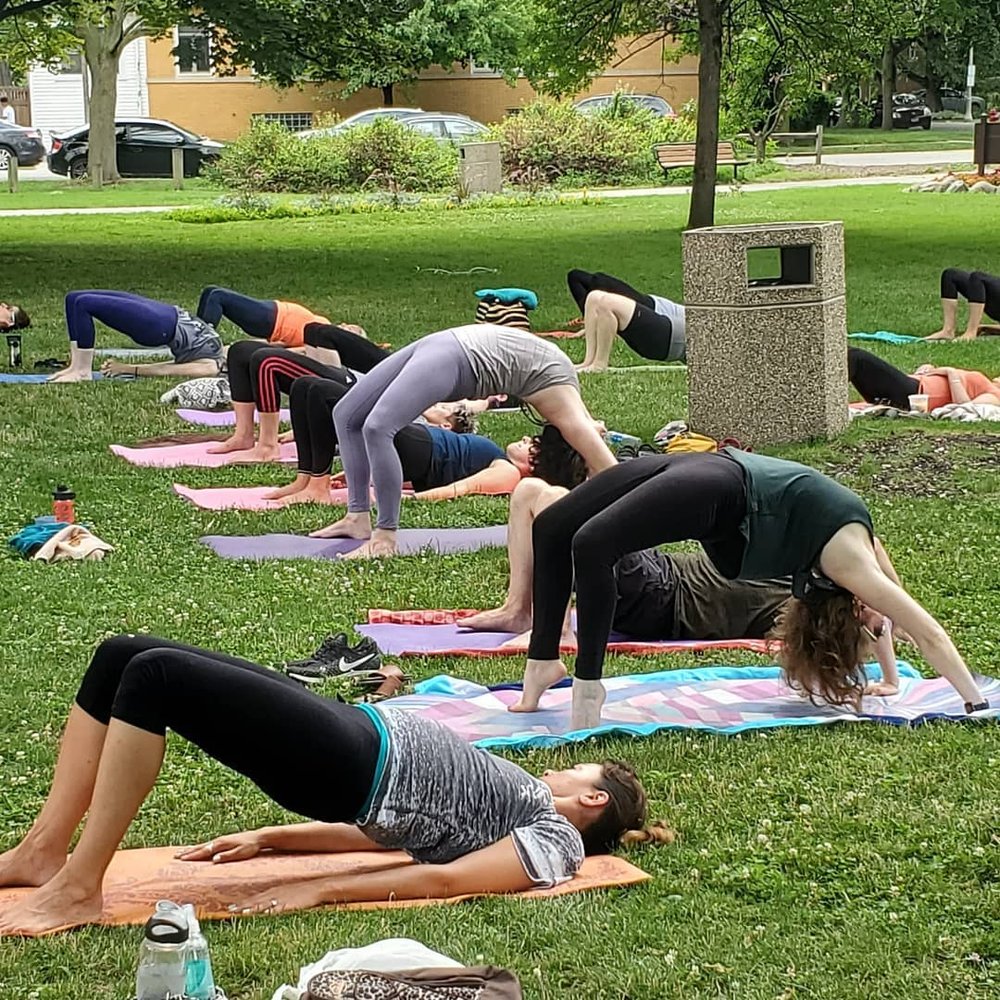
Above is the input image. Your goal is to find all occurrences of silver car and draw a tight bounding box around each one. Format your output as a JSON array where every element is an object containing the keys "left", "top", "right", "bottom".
[
  {"left": 299, "top": 108, "right": 425, "bottom": 139},
  {"left": 402, "top": 113, "right": 489, "bottom": 143}
]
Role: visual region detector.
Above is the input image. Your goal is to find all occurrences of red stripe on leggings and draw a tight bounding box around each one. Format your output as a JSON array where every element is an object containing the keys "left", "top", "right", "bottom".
[{"left": 256, "top": 355, "right": 316, "bottom": 412}]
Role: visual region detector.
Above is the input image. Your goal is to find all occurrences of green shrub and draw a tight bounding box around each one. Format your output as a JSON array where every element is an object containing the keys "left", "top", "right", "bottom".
[{"left": 212, "top": 118, "right": 458, "bottom": 195}]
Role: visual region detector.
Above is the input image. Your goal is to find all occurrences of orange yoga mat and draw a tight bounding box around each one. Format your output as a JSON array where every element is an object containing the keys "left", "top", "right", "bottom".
[{"left": 0, "top": 848, "right": 650, "bottom": 932}]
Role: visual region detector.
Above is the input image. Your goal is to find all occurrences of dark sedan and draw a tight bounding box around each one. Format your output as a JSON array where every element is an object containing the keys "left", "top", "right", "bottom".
[
  {"left": 0, "top": 122, "right": 46, "bottom": 169},
  {"left": 48, "top": 118, "right": 224, "bottom": 179}
]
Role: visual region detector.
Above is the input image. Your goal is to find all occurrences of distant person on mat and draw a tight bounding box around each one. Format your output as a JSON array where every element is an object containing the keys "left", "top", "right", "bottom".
[
  {"left": 1, "top": 302, "right": 31, "bottom": 332},
  {"left": 460, "top": 477, "right": 791, "bottom": 645},
  {"left": 196, "top": 286, "right": 331, "bottom": 347},
  {"left": 926, "top": 268, "right": 1000, "bottom": 340},
  {"left": 325, "top": 324, "right": 616, "bottom": 559},
  {"left": 0, "top": 634, "right": 666, "bottom": 936},
  {"left": 511, "top": 450, "right": 989, "bottom": 731},
  {"left": 849, "top": 347, "right": 1000, "bottom": 410},
  {"left": 292, "top": 386, "right": 585, "bottom": 509},
  {"left": 49, "top": 291, "right": 224, "bottom": 383},
  {"left": 567, "top": 269, "right": 686, "bottom": 373}
]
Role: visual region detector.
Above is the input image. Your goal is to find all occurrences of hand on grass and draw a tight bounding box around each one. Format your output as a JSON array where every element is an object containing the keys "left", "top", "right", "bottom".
[{"left": 176, "top": 831, "right": 265, "bottom": 863}]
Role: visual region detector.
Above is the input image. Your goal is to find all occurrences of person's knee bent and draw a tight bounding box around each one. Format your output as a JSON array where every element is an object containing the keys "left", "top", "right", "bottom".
[
  {"left": 76, "top": 635, "right": 159, "bottom": 725},
  {"left": 109, "top": 650, "right": 177, "bottom": 735},
  {"left": 570, "top": 519, "right": 614, "bottom": 576},
  {"left": 584, "top": 289, "right": 613, "bottom": 316},
  {"left": 510, "top": 476, "right": 549, "bottom": 515}
]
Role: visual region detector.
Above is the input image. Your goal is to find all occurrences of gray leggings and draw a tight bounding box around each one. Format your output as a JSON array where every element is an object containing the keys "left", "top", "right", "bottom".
[{"left": 333, "top": 331, "right": 478, "bottom": 529}]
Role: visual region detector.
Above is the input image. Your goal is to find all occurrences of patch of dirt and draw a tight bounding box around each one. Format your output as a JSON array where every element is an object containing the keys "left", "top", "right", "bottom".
[{"left": 823, "top": 433, "right": 1000, "bottom": 499}]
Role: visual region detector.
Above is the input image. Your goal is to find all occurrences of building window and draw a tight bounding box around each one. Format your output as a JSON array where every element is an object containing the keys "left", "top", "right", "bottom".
[
  {"left": 176, "top": 24, "right": 211, "bottom": 74},
  {"left": 469, "top": 59, "right": 501, "bottom": 78},
  {"left": 253, "top": 112, "right": 315, "bottom": 131},
  {"left": 57, "top": 51, "right": 83, "bottom": 75}
]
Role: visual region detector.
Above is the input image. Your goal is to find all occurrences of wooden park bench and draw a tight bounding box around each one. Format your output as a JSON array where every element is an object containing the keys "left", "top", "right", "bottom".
[{"left": 653, "top": 141, "right": 750, "bottom": 179}]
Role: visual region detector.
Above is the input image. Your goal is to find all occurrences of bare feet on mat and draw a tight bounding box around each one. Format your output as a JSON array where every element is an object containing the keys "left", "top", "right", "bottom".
[
  {"left": 207, "top": 434, "right": 255, "bottom": 455},
  {"left": 341, "top": 530, "right": 397, "bottom": 560},
  {"left": 924, "top": 329, "right": 955, "bottom": 341},
  {"left": 571, "top": 678, "right": 606, "bottom": 730},
  {"left": 277, "top": 482, "right": 340, "bottom": 506},
  {"left": 500, "top": 629, "right": 532, "bottom": 651},
  {"left": 509, "top": 659, "right": 569, "bottom": 713},
  {"left": 250, "top": 442, "right": 282, "bottom": 463},
  {"left": 0, "top": 874, "right": 102, "bottom": 936},
  {"left": 46, "top": 368, "right": 93, "bottom": 383},
  {"left": 263, "top": 477, "right": 308, "bottom": 501},
  {"left": 0, "top": 843, "right": 65, "bottom": 889},
  {"left": 460, "top": 606, "right": 533, "bottom": 634},
  {"left": 957, "top": 329, "right": 980, "bottom": 341},
  {"left": 309, "top": 513, "right": 371, "bottom": 540}
]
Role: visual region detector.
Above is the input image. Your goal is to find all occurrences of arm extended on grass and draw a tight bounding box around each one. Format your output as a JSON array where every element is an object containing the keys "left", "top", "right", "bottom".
[
  {"left": 821, "top": 525, "right": 984, "bottom": 705},
  {"left": 176, "top": 822, "right": 390, "bottom": 862},
  {"left": 413, "top": 460, "right": 522, "bottom": 501}
]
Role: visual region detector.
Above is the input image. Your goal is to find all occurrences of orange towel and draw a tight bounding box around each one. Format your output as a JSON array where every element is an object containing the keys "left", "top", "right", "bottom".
[{"left": 0, "top": 848, "right": 649, "bottom": 932}]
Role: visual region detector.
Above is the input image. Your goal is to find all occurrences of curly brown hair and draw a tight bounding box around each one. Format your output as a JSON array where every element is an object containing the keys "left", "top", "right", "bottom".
[
  {"left": 8, "top": 305, "right": 30, "bottom": 329},
  {"left": 773, "top": 594, "right": 870, "bottom": 708},
  {"left": 527, "top": 424, "right": 586, "bottom": 489},
  {"left": 580, "top": 760, "right": 676, "bottom": 855},
  {"left": 445, "top": 403, "right": 478, "bottom": 435}
]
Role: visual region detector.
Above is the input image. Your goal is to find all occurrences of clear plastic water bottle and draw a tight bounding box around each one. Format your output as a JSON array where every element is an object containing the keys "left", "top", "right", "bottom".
[
  {"left": 182, "top": 902, "right": 217, "bottom": 1000},
  {"left": 135, "top": 900, "right": 189, "bottom": 1000},
  {"left": 604, "top": 430, "right": 643, "bottom": 459}
]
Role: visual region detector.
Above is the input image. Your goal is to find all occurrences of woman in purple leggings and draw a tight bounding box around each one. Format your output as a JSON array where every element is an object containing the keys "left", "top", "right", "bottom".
[
  {"left": 49, "top": 290, "right": 224, "bottom": 383},
  {"left": 320, "top": 324, "right": 617, "bottom": 559}
]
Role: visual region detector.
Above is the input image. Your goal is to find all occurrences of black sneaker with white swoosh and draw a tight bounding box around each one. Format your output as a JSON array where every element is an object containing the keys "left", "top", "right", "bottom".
[{"left": 286, "top": 638, "right": 382, "bottom": 685}]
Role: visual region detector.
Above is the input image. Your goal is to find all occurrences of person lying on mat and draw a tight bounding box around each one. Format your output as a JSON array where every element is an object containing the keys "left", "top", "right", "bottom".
[
  {"left": 325, "top": 324, "right": 616, "bottom": 559},
  {"left": 926, "top": 267, "right": 1000, "bottom": 340},
  {"left": 460, "top": 477, "right": 791, "bottom": 647},
  {"left": 849, "top": 347, "right": 1000, "bottom": 411},
  {"left": 293, "top": 391, "right": 585, "bottom": 509},
  {"left": 1, "top": 301, "right": 31, "bottom": 332},
  {"left": 196, "top": 286, "right": 331, "bottom": 347},
  {"left": 511, "top": 450, "right": 990, "bottom": 731},
  {"left": 49, "top": 290, "right": 224, "bottom": 383},
  {"left": 0, "top": 634, "right": 667, "bottom": 936},
  {"left": 566, "top": 269, "right": 685, "bottom": 373}
]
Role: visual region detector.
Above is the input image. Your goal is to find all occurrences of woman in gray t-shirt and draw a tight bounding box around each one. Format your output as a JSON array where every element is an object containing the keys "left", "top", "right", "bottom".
[
  {"left": 0, "top": 634, "right": 659, "bottom": 935},
  {"left": 317, "top": 323, "right": 616, "bottom": 559}
]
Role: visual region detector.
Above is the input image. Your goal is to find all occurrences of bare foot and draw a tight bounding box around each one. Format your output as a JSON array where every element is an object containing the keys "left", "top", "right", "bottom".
[
  {"left": 957, "top": 330, "right": 980, "bottom": 341},
  {"left": 309, "top": 514, "right": 371, "bottom": 540},
  {"left": 500, "top": 629, "right": 532, "bottom": 652},
  {"left": 0, "top": 843, "right": 66, "bottom": 889},
  {"left": 263, "top": 477, "right": 309, "bottom": 501},
  {"left": 924, "top": 329, "right": 955, "bottom": 341},
  {"left": 251, "top": 443, "right": 282, "bottom": 462},
  {"left": 571, "top": 678, "right": 606, "bottom": 730},
  {"left": 577, "top": 365, "right": 609, "bottom": 374},
  {"left": 207, "top": 435, "right": 255, "bottom": 455},
  {"left": 46, "top": 369, "right": 93, "bottom": 383},
  {"left": 0, "top": 875, "right": 103, "bottom": 936},
  {"left": 341, "top": 531, "right": 398, "bottom": 560},
  {"left": 276, "top": 483, "right": 339, "bottom": 506},
  {"left": 460, "top": 606, "right": 532, "bottom": 633},
  {"left": 509, "top": 659, "right": 569, "bottom": 713}
]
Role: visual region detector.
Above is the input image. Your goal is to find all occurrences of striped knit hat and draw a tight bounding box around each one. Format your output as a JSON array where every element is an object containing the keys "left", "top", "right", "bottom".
[{"left": 475, "top": 297, "right": 532, "bottom": 331}]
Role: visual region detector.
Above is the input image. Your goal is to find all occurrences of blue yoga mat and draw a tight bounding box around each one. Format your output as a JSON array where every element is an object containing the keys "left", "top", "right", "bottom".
[
  {"left": 0, "top": 372, "right": 107, "bottom": 383},
  {"left": 849, "top": 331, "right": 922, "bottom": 345}
]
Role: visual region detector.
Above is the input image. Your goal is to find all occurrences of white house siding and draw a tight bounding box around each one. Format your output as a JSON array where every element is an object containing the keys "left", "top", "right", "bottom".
[{"left": 27, "top": 37, "right": 149, "bottom": 141}]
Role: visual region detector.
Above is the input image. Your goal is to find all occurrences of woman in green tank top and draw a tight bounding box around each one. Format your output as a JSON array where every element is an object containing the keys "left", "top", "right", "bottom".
[{"left": 518, "top": 450, "right": 989, "bottom": 731}]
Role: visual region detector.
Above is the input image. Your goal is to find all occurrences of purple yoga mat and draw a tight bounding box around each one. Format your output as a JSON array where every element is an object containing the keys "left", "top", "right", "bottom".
[
  {"left": 201, "top": 526, "right": 507, "bottom": 560},
  {"left": 111, "top": 441, "right": 297, "bottom": 468},
  {"left": 175, "top": 408, "right": 291, "bottom": 427}
]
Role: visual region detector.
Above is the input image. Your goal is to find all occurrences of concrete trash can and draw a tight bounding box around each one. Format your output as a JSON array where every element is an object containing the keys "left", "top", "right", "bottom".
[
  {"left": 458, "top": 141, "right": 502, "bottom": 195},
  {"left": 681, "top": 221, "right": 848, "bottom": 446}
]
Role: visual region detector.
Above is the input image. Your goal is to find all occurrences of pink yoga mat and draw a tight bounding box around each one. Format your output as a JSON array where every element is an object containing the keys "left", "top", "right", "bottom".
[
  {"left": 173, "top": 483, "right": 413, "bottom": 511},
  {"left": 111, "top": 442, "right": 298, "bottom": 468},
  {"left": 356, "top": 609, "right": 772, "bottom": 658},
  {"left": 176, "top": 408, "right": 291, "bottom": 427},
  {"left": 202, "top": 526, "right": 507, "bottom": 559}
]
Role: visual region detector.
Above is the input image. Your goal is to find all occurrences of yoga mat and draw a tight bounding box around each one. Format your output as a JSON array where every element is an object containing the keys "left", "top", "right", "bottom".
[
  {"left": 94, "top": 347, "right": 172, "bottom": 358},
  {"left": 174, "top": 483, "right": 406, "bottom": 511},
  {"left": 0, "top": 847, "right": 648, "bottom": 933},
  {"left": 357, "top": 609, "right": 771, "bottom": 658},
  {"left": 111, "top": 441, "right": 297, "bottom": 468},
  {"left": 0, "top": 372, "right": 105, "bottom": 383},
  {"left": 176, "top": 407, "right": 292, "bottom": 427},
  {"left": 202, "top": 526, "right": 507, "bottom": 560},
  {"left": 848, "top": 331, "right": 921, "bottom": 345},
  {"left": 385, "top": 664, "right": 1000, "bottom": 749}
]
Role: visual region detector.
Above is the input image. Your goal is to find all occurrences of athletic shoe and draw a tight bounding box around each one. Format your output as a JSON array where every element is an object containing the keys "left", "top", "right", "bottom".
[
  {"left": 286, "top": 638, "right": 382, "bottom": 685},
  {"left": 283, "top": 632, "right": 351, "bottom": 675}
]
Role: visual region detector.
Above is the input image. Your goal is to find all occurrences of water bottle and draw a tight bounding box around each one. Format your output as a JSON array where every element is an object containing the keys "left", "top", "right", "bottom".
[
  {"left": 604, "top": 430, "right": 643, "bottom": 458},
  {"left": 52, "top": 484, "right": 76, "bottom": 524},
  {"left": 6, "top": 333, "right": 22, "bottom": 368},
  {"left": 135, "top": 900, "right": 189, "bottom": 1000},
  {"left": 182, "top": 902, "right": 217, "bottom": 1000}
]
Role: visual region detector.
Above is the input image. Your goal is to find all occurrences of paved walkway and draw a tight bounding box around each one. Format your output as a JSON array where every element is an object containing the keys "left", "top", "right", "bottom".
[
  {"left": 779, "top": 148, "right": 971, "bottom": 168},
  {"left": 0, "top": 173, "right": 942, "bottom": 218}
]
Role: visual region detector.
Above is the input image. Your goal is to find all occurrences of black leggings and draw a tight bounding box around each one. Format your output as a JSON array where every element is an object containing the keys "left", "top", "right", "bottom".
[
  {"left": 227, "top": 340, "right": 352, "bottom": 410},
  {"left": 940, "top": 268, "right": 1000, "bottom": 321},
  {"left": 304, "top": 323, "right": 391, "bottom": 372},
  {"left": 847, "top": 347, "right": 919, "bottom": 410},
  {"left": 566, "top": 269, "right": 655, "bottom": 313},
  {"left": 74, "top": 635, "right": 380, "bottom": 822},
  {"left": 528, "top": 453, "right": 748, "bottom": 679},
  {"left": 290, "top": 376, "right": 435, "bottom": 487}
]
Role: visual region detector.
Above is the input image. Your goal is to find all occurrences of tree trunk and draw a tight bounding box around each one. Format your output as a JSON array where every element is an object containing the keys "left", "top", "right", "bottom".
[
  {"left": 688, "top": 0, "right": 723, "bottom": 230},
  {"left": 880, "top": 40, "right": 895, "bottom": 131},
  {"left": 0, "top": 61, "right": 12, "bottom": 87},
  {"left": 381, "top": 83, "right": 394, "bottom": 106},
  {"left": 84, "top": 37, "right": 122, "bottom": 186}
]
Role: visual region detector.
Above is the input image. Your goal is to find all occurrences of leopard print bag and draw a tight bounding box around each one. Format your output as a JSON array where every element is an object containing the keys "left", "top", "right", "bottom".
[{"left": 304, "top": 965, "right": 521, "bottom": 1000}]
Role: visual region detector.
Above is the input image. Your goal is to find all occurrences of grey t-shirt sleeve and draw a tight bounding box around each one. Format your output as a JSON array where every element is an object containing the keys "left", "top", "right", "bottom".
[{"left": 510, "top": 814, "right": 585, "bottom": 887}]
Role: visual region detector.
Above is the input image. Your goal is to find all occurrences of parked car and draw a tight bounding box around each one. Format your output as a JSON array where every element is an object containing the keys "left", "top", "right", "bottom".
[
  {"left": 915, "top": 87, "right": 985, "bottom": 116},
  {"left": 299, "top": 107, "right": 425, "bottom": 139},
  {"left": 47, "top": 118, "right": 224, "bottom": 179},
  {"left": 574, "top": 93, "right": 676, "bottom": 118},
  {"left": 402, "top": 113, "right": 489, "bottom": 143},
  {"left": 0, "top": 122, "right": 46, "bottom": 169},
  {"left": 869, "top": 93, "right": 932, "bottom": 129}
]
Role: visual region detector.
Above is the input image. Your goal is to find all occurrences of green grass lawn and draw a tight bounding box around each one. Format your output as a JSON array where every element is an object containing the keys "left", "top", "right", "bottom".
[
  {"left": 782, "top": 125, "right": 973, "bottom": 156},
  {"left": 1, "top": 188, "right": 999, "bottom": 999},
  {"left": 0, "top": 177, "right": 222, "bottom": 211}
]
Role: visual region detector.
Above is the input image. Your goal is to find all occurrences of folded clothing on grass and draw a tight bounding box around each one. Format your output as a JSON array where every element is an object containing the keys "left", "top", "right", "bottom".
[{"left": 0, "top": 847, "right": 649, "bottom": 933}]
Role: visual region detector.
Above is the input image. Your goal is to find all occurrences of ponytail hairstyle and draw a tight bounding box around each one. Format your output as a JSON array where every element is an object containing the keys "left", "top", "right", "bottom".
[
  {"left": 8, "top": 305, "right": 30, "bottom": 329},
  {"left": 580, "top": 760, "right": 676, "bottom": 855}
]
